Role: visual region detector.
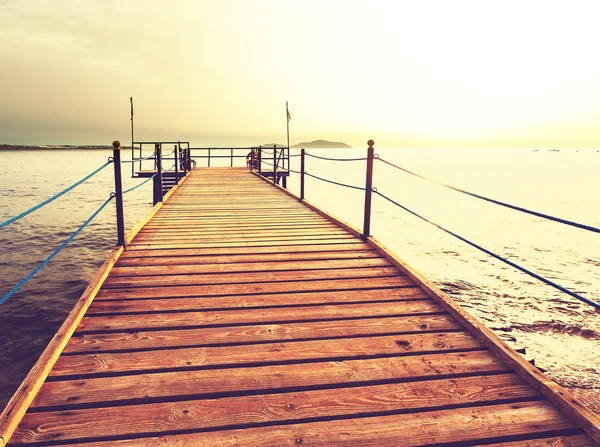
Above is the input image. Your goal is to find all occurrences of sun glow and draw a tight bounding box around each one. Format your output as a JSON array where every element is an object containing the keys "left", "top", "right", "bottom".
[{"left": 1, "top": 0, "right": 600, "bottom": 147}]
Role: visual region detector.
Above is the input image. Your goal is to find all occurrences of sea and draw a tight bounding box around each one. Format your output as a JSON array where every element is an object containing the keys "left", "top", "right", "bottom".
[{"left": 1, "top": 147, "right": 599, "bottom": 413}]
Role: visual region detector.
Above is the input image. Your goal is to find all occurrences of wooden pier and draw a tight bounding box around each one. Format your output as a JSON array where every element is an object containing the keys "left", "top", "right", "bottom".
[{"left": 2, "top": 167, "right": 599, "bottom": 446}]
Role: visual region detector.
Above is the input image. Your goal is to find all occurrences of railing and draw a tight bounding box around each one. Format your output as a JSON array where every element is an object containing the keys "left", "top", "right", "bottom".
[
  {"left": 0, "top": 140, "right": 194, "bottom": 305},
  {"left": 188, "top": 146, "right": 290, "bottom": 173},
  {"left": 262, "top": 140, "right": 600, "bottom": 311},
  {"left": 130, "top": 141, "right": 190, "bottom": 178},
  {"left": 248, "top": 145, "right": 291, "bottom": 186}
]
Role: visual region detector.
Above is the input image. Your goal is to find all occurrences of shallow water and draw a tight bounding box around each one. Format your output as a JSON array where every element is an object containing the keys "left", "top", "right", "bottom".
[{"left": 1, "top": 147, "right": 599, "bottom": 412}]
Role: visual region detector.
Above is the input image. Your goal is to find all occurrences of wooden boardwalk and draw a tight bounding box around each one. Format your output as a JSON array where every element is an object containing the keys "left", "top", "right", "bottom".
[{"left": 2, "top": 168, "right": 599, "bottom": 446}]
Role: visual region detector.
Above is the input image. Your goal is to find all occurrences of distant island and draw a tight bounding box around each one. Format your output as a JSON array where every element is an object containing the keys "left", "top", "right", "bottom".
[{"left": 291, "top": 140, "right": 351, "bottom": 149}]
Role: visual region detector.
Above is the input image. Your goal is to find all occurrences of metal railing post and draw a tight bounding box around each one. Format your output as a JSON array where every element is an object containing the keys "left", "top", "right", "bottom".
[
  {"left": 273, "top": 145, "right": 277, "bottom": 185},
  {"left": 174, "top": 144, "right": 179, "bottom": 183},
  {"left": 112, "top": 140, "right": 126, "bottom": 246},
  {"left": 153, "top": 143, "right": 163, "bottom": 205},
  {"left": 362, "top": 140, "right": 375, "bottom": 240},
  {"left": 231, "top": 148, "right": 234, "bottom": 167},
  {"left": 258, "top": 146, "right": 262, "bottom": 177},
  {"left": 300, "top": 148, "right": 305, "bottom": 200},
  {"left": 208, "top": 148, "right": 211, "bottom": 167}
]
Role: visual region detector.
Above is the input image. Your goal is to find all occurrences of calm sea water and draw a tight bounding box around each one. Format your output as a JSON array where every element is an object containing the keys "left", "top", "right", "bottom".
[{"left": 1, "top": 147, "right": 599, "bottom": 412}]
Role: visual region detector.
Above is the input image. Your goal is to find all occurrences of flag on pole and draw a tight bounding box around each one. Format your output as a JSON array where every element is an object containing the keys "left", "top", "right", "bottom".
[
  {"left": 286, "top": 102, "right": 291, "bottom": 122},
  {"left": 130, "top": 97, "right": 134, "bottom": 121}
]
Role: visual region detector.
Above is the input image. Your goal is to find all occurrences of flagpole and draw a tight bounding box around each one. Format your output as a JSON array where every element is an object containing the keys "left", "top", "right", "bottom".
[
  {"left": 286, "top": 101, "right": 290, "bottom": 154},
  {"left": 130, "top": 97, "right": 135, "bottom": 176}
]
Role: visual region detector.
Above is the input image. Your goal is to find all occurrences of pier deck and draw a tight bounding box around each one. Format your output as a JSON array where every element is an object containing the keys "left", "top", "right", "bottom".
[{"left": 3, "top": 168, "right": 599, "bottom": 446}]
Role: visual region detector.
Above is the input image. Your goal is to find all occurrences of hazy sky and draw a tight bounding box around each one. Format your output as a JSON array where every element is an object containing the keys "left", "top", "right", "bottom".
[{"left": 2, "top": 0, "right": 600, "bottom": 148}]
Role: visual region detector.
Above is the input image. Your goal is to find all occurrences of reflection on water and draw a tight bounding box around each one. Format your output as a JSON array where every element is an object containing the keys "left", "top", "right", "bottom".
[{"left": 0, "top": 147, "right": 599, "bottom": 413}]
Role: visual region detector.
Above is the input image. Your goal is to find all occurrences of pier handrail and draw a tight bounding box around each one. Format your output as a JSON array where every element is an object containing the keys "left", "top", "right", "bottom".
[
  {"left": 287, "top": 141, "right": 600, "bottom": 310},
  {"left": 376, "top": 156, "right": 600, "bottom": 234},
  {"left": 0, "top": 195, "right": 114, "bottom": 305},
  {"left": 0, "top": 160, "right": 113, "bottom": 229},
  {"left": 0, "top": 140, "right": 164, "bottom": 305}
]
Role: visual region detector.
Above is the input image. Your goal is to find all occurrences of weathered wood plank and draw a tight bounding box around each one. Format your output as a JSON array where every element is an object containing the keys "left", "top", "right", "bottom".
[
  {"left": 126, "top": 238, "right": 363, "bottom": 250},
  {"left": 51, "top": 332, "right": 482, "bottom": 377},
  {"left": 64, "top": 314, "right": 463, "bottom": 353},
  {"left": 115, "top": 250, "right": 381, "bottom": 267},
  {"left": 119, "top": 243, "right": 373, "bottom": 257},
  {"left": 87, "top": 287, "right": 429, "bottom": 314},
  {"left": 77, "top": 300, "right": 445, "bottom": 333},
  {"left": 94, "top": 276, "right": 416, "bottom": 300},
  {"left": 30, "top": 351, "right": 510, "bottom": 409},
  {"left": 12, "top": 374, "right": 539, "bottom": 444},
  {"left": 21, "top": 401, "right": 580, "bottom": 447},
  {"left": 102, "top": 266, "right": 401, "bottom": 288}
]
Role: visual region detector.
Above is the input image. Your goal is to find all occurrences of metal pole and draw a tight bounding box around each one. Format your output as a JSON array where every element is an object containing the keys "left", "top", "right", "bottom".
[
  {"left": 258, "top": 146, "right": 262, "bottom": 177},
  {"left": 155, "top": 143, "right": 163, "bottom": 204},
  {"left": 273, "top": 145, "right": 277, "bottom": 185},
  {"left": 173, "top": 144, "right": 178, "bottom": 183},
  {"left": 286, "top": 101, "right": 290, "bottom": 157},
  {"left": 208, "top": 148, "right": 211, "bottom": 168},
  {"left": 230, "top": 148, "right": 234, "bottom": 167},
  {"left": 362, "top": 140, "right": 375, "bottom": 240},
  {"left": 130, "top": 97, "right": 134, "bottom": 178},
  {"left": 112, "top": 140, "right": 126, "bottom": 246},
  {"left": 300, "top": 148, "right": 305, "bottom": 200}
]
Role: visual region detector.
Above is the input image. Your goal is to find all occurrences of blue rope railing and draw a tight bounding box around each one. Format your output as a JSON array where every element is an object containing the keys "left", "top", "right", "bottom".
[
  {"left": 376, "top": 156, "right": 600, "bottom": 234},
  {"left": 0, "top": 195, "right": 115, "bottom": 305},
  {"left": 0, "top": 160, "right": 113, "bottom": 230},
  {"left": 122, "top": 152, "right": 156, "bottom": 163},
  {"left": 306, "top": 152, "right": 367, "bottom": 162},
  {"left": 372, "top": 188, "right": 600, "bottom": 310},
  {"left": 304, "top": 171, "right": 365, "bottom": 191},
  {"left": 123, "top": 173, "right": 157, "bottom": 194}
]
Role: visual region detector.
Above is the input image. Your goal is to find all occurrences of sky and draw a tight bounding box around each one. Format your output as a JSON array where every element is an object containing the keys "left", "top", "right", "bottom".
[{"left": 1, "top": 0, "right": 600, "bottom": 148}]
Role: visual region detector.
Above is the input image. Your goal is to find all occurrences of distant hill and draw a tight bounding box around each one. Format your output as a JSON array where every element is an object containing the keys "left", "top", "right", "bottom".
[
  {"left": 260, "top": 143, "right": 286, "bottom": 148},
  {"left": 291, "top": 140, "right": 351, "bottom": 149}
]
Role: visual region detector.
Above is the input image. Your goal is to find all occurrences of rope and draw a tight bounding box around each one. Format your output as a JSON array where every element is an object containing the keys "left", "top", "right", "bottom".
[
  {"left": 0, "top": 160, "right": 113, "bottom": 230},
  {"left": 376, "top": 157, "right": 600, "bottom": 234},
  {"left": 124, "top": 152, "right": 156, "bottom": 163},
  {"left": 305, "top": 172, "right": 365, "bottom": 191},
  {"left": 123, "top": 173, "right": 157, "bottom": 194},
  {"left": 306, "top": 152, "right": 367, "bottom": 162},
  {"left": 0, "top": 195, "right": 114, "bottom": 305},
  {"left": 372, "top": 189, "right": 600, "bottom": 310}
]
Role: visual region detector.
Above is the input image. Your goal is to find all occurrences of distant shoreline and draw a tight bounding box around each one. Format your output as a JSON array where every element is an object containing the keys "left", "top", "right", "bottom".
[{"left": 0, "top": 145, "right": 117, "bottom": 150}]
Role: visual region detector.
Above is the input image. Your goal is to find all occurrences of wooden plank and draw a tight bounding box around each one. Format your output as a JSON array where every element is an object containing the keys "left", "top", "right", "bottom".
[
  {"left": 132, "top": 229, "right": 352, "bottom": 240},
  {"left": 485, "top": 434, "right": 597, "bottom": 447},
  {"left": 126, "top": 238, "right": 363, "bottom": 250},
  {"left": 119, "top": 243, "right": 373, "bottom": 258},
  {"left": 51, "top": 332, "right": 482, "bottom": 377},
  {"left": 19, "top": 401, "right": 581, "bottom": 447},
  {"left": 115, "top": 250, "right": 381, "bottom": 267},
  {"left": 77, "top": 300, "right": 445, "bottom": 333},
  {"left": 64, "top": 314, "right": 463, "bottom": 353},
  {"left": 87, "top": 287, "right": 430, "bottom": 314},
  {"left": 94, "top": 276, "right": 416, "bottom": 300},
  {"left": 30, "top": 350, "right": 511, "bottom": 409},
  {"left": 101, "top": 266, "right": 401, "bottom": 288},
  {"left": 12, "top": 374, "right": 539, "bottom": 444}
]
